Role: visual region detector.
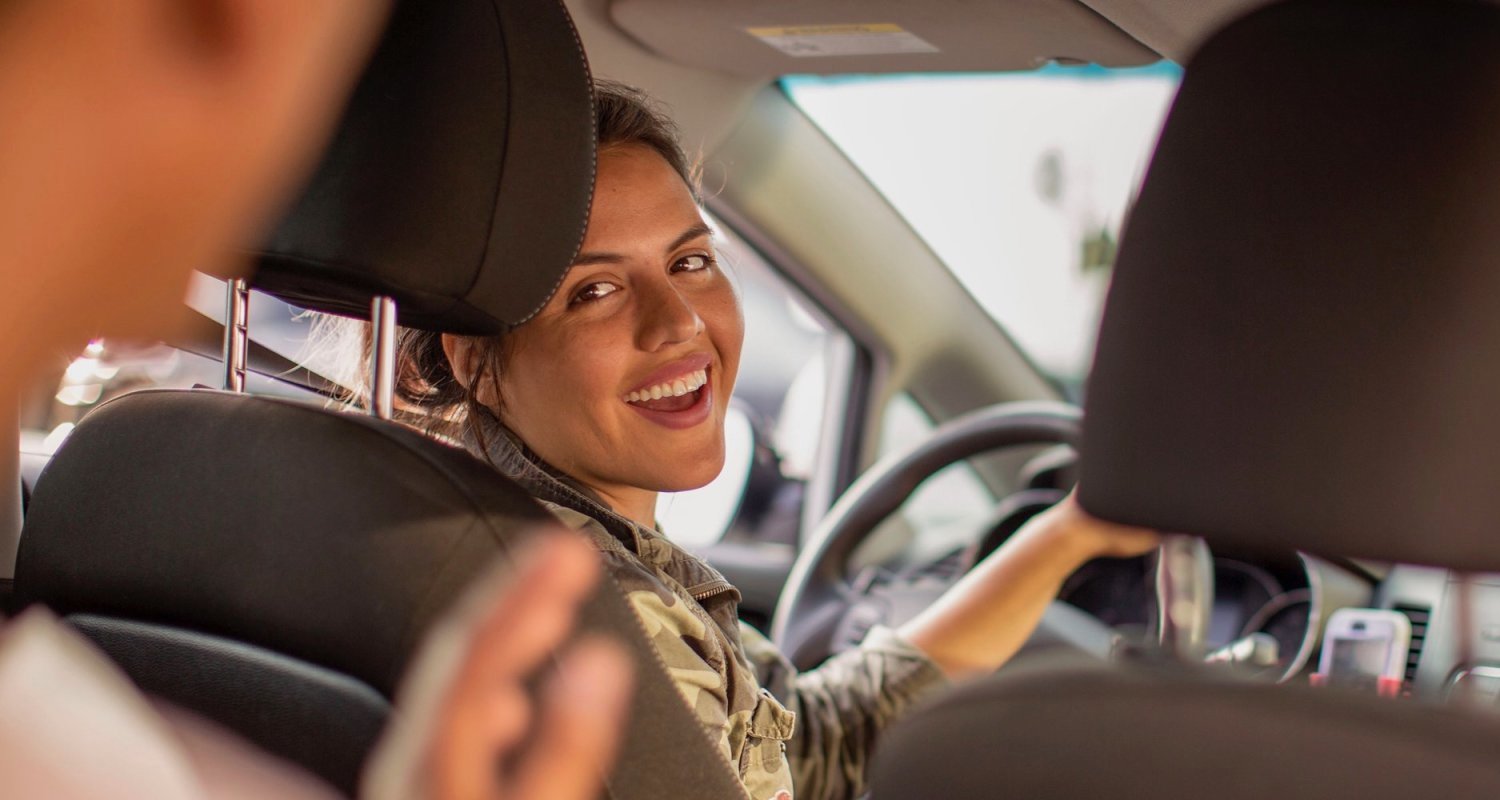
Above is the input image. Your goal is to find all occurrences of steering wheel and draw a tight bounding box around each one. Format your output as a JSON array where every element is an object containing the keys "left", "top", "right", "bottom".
[{"left": 770, "top": 401, "right": 1214, "bottom": 670}]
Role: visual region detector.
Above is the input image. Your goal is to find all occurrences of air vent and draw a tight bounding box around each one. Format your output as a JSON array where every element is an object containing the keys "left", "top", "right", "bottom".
[{"left": 1393, "top": 603, "right": 1431, "bottom": 685}]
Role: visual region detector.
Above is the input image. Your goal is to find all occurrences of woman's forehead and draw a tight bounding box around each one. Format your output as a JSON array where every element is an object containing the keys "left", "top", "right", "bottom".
[{"left": 577, "top": 146, "right": 709, "bottom": 259}]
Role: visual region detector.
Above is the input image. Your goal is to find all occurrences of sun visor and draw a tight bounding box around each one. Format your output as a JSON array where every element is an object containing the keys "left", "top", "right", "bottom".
[
  {"left": 245, "top": 0, "right": 595, "bottom": 334},
  {"left": 1079, "top": 0, "right": 1500, "bottom": 569},
  {"left": 610, "top": 0, "right": 1157, "bottom": 76}
]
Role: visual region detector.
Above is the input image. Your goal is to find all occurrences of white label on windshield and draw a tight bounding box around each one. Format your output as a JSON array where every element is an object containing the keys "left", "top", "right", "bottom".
[{"left": 747, "top": 24, "right": 939, "bottom": 58}]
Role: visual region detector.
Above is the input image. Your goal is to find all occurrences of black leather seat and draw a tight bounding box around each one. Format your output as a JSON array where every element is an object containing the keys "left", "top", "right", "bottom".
[{"left": 871, "top": 1, "right": 1500, "bottom": 797}]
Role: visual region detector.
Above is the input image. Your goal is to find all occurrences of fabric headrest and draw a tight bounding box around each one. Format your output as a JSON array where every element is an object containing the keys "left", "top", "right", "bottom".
[
  {"left": 1079, "top": 0, "right": 1500, "bottom": 569},
  {"left": 245, "top": 0, "right": 594, "bottom": 333}
]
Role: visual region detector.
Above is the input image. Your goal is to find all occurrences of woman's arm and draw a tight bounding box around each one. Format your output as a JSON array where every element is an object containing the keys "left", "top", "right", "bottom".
[
  {"left": 898, "top": 493, "right": 1159, "bottom": 681},
  {"left": 757, "top": 494, "right": 1156, "bottom": 800}
]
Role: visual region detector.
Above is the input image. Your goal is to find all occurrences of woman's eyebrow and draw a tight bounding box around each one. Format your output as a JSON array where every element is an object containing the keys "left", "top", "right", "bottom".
[
  {"left": 666, "top": 223, "right": 714, "bottom": 254},
  {"left": 570, "top": 223, "right": 714, "bottom": 267}
]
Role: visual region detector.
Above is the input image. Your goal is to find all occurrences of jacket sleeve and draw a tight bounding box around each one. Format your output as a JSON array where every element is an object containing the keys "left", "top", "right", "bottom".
[{"left": 739, "top": 624, "right": 949, "bottom": 800}]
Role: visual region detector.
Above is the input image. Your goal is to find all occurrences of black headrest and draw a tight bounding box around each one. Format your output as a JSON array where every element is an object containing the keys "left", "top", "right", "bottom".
[
  {"left": 16, "top": 390, "right": 553, "bottom": 695},
  {"left": 1080, "top": 0, "right": 1500, "bottom": 569},
  {"left": 247, "top": 0, "right": 594, "bottom": 333}
]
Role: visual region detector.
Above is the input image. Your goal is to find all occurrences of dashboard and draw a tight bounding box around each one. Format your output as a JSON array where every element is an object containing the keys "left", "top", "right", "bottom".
[
  {"left": 834, "top": 481, "right": 1391, "bottom": 685},
  {"left": 1052, "top": 550, "right": 1352, "bottom": 681},
  {"left": 830, "top": 454, "right": 1493, "bottom": 703}
]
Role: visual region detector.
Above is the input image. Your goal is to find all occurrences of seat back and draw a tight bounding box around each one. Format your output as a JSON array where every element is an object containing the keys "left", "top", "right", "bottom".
[
  {"left": 18, "top": 390, "right": 555, "bottom": 791},
  {"left": 22, "top": 389, "right": 751, "bottom": 799}
]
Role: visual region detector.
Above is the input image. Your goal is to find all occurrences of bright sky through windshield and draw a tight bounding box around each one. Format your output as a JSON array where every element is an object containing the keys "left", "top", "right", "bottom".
[{"left": 785, "top": 65, "right": 1180, "bottom": 385}]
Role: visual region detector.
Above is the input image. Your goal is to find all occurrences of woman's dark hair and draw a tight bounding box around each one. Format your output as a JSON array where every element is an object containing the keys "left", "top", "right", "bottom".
[{"left": 372, "top": 80, "right": 697, "bottom": 447}]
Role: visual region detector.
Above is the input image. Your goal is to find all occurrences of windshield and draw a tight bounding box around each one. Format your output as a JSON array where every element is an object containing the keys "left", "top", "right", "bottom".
[{"left": 784, "top": 65, "right": 1181, "bottom": 390}]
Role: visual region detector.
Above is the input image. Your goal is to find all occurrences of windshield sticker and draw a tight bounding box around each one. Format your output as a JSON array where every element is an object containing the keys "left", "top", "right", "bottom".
[{"left": 746, "top": 24, "right": 939, "bottom": 58}]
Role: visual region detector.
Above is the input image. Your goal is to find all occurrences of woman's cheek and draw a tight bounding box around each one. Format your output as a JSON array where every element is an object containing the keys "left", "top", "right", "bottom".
[
  {"left": 714, "top": 290, "right": 747, "bottom": 396},
  {"left": 566, "top": 326, "right": 631, "bottom": 409}
]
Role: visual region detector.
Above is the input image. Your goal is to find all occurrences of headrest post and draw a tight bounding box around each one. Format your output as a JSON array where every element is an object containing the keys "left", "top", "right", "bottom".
[
  {"left": 1155, "top": 534, "right": 1214, "bottom": 661},
  {"left": 222, "top": 278, "right": 250, "bottom": 393},
  {"left": 1452, "top": 572, "right": 1478, "bottom": 704},
  {"left": 369, "top": 296, "right": 396, "bottom": 420}
]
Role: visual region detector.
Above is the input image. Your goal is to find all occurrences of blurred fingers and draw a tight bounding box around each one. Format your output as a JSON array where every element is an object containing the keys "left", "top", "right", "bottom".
[
  {"left": 427, "top": 531, "right": 607, "bottom": 800},
  {"left": 507, "top": 637, "right": 633, "bottom": 800}
]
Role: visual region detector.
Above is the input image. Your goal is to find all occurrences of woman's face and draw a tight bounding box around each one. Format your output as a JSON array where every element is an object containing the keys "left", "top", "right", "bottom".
[{"left": 491, "top": 143, "right": 743, "bottom": 513}]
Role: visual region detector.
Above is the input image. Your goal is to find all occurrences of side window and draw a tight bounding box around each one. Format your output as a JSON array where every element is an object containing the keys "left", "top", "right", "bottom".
[
  {"left": 22, "top": 274, "right": 326, "bottom": 460},
  {"left": 656, "top": 219, "right": 850, "bottom": 549}
]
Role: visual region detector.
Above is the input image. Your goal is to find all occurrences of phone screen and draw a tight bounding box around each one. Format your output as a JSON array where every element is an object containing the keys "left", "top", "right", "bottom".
[
  {"left": 1324, "top": 635, "right": 1393, "bottom": 690},
  {"left": 1329, "top": 637, "right": 1390, "bottom": 676}
]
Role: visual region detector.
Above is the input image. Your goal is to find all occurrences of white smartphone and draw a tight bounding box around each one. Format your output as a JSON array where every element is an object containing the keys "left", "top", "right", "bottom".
[{"left": 1318, "top": 608, "right": 1411, "bottom": 692}]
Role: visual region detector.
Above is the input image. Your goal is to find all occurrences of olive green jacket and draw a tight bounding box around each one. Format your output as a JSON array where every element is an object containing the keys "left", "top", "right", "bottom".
[{"left": 470, "top": 421, "right": 948, "bottom": 800}]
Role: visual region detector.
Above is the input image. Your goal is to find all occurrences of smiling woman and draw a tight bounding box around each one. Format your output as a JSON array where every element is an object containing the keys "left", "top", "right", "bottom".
[{"left": 361, "top": 78, "right": 1160, "bottom": 800}]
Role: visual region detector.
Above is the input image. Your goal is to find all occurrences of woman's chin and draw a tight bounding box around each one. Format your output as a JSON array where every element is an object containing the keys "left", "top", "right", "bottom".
[{"left": 641, "top": 453, "right": 726, "bottom": 494}]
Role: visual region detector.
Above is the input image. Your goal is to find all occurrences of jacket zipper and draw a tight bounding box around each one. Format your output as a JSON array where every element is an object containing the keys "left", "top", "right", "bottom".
[{"left": 692, "top": 583, "right": 735, "bottom": 603}]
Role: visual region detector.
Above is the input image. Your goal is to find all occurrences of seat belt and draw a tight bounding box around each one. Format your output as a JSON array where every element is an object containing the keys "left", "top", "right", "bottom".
[{"left": 574, "top": 576, "right": 752, "bottom": 800}]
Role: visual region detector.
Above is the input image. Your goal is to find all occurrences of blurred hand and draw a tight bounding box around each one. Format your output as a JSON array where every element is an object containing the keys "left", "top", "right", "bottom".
[
  {"left": 0, "top": 1, "right": 387, "bottom": 362},
  {"left": 425, "top": 534, "right": 632, "bottom": 800}
]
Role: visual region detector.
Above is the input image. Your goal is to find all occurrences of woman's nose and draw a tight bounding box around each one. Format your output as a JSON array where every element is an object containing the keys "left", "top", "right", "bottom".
[{"left": 636, "top": 279, "right": 703, "bottom": 351}]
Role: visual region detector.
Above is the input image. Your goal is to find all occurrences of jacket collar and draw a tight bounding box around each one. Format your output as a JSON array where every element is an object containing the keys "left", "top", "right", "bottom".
[{"left": 463, "top": 408, "right": 646, "bottom": 553}]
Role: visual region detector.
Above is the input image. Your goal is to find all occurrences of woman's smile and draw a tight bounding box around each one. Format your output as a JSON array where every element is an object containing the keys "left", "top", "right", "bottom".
[
  {"left": 622, "top": 352, "right": 714, "bottom": 428},
  {"left": 625, "top": 368, "right": 713, "bottom": 429}
]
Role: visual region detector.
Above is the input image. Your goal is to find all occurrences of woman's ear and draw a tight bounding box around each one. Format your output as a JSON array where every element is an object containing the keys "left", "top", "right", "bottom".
[
  {"left": 441, "top": 333, "right": 501, "bottom": 408},
  {"left": 440, "top": 333, "right": 476, "bottom": 390}
]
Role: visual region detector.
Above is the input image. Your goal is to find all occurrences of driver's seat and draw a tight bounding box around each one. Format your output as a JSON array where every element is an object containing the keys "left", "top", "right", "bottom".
[{"left": 872, "top": 0, "right": 1500, "bottom": 796}]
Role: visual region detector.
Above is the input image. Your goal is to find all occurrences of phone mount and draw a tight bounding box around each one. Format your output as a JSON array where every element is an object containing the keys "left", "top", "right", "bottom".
[{"left": 1308, "top": 672, "right": 1403, "bottom": 698}]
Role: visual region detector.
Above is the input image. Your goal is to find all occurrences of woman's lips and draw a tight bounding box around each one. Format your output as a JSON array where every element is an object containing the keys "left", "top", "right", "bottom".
[
  {"left": 624, "top": 353, "right": 713, "bottom": 398},
  {"left": 624, "top": 379, "right": 713, "bottom": 430}
]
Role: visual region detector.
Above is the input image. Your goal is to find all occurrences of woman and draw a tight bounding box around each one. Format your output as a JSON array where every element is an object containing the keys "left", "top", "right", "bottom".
[{"left": 389, "top": 81, "right": 1158, "bottom": 800}]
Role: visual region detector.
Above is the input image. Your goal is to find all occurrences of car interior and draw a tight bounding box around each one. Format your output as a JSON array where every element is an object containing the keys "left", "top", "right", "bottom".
[{"left": 8, "top": 0, "right": 1500, "bottom": 796}]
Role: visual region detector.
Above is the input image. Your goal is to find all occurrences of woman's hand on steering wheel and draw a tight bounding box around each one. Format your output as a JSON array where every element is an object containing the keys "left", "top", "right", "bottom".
[
  {"left": 898, "top": 489, "right": 1160, "bottom": 680},
  {"left": 1035, "top": 492, "right": 1161, "bottom": 560}
]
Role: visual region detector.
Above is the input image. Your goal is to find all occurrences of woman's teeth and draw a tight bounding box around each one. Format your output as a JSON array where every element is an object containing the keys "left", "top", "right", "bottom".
[{"left": 625, "top": 369, "right": 707, "bottom": 404}]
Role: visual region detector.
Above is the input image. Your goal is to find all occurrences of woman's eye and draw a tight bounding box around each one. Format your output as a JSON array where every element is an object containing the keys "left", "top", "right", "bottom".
[
  {"left": 570, "top": 281, "right": 620, "bottom": 305},
  {"left": 672, "top": 253, "right": 715, "bottom": 273}
]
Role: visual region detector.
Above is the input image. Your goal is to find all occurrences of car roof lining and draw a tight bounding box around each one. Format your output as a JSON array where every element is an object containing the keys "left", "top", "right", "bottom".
[{"left": 569, "top": 0, "right": 1281, "bottom": 157}]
